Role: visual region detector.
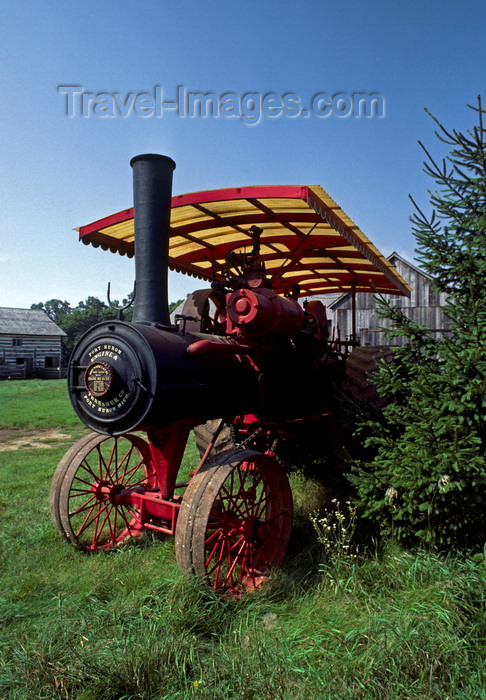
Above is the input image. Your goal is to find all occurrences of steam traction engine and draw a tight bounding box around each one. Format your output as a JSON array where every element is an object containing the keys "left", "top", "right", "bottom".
[{"left": 50, "top": 155, "right": 410, "bottom": 593}]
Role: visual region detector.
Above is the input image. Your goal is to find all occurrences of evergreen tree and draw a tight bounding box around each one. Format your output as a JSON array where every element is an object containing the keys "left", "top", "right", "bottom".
[{"left": 350, "top": 97, "right": 486, "bottom": 548}]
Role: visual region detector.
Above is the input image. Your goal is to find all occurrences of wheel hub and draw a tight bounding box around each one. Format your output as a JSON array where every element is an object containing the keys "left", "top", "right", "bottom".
[
  {"left": 91, "top": 479, "right": 126, "bottom": 503},
  {"left": 91, "top": 479, "right": 111, "bottom": 501},
  {"left": 242, "top": 515, "right": 260, "bottom": 541},
  {"left": 212, "top": 511, "right": 262, "bottom": 543}
]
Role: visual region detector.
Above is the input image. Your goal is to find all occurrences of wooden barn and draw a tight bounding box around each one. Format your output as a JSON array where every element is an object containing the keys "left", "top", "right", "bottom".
[
  {"left": 325, "top": 252, "right": 450, "bottom": 347},
  {"left": 0, "top": 308, "right": 66, "bottom": 379}
]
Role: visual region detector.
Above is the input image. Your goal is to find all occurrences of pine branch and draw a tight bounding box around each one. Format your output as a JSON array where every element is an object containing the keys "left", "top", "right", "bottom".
[{"left": 424, "top": 107, "right": 457, "bottom": 145}]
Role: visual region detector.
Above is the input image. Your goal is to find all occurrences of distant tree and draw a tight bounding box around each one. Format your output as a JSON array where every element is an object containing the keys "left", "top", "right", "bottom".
[
  {"left": 169, "top": 298, "right": 184, "bottom": 314},
  {"left": 31, "top": 299, "right": 71, "bottom": 326},
  {"left": 32, "top": 294, "right": 187, "bottom": 363},
  {"left": 32, "top": 296, "right": 116, "bottom": 363},
  {"left": 350, "top": 97, "right": 486, "bottom": 548},
  {"left": 61, "top": 296, "right": 117, "bottom": 359}
]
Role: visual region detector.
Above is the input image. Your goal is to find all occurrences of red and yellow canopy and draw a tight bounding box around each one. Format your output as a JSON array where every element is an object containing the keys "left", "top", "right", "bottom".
[{"left": 78, "top": 185, "right": 411, "bottom": 298}]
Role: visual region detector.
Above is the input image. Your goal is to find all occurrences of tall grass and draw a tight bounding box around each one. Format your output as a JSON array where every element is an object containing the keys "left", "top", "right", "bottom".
[{"left": 0, "top": 380, "right": 485, "bottom": 699}]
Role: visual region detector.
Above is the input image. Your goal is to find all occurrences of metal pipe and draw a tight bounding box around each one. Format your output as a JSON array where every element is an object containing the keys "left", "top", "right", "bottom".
[{"left": 130, "top": 154, "right": 176, "bottom": 325}]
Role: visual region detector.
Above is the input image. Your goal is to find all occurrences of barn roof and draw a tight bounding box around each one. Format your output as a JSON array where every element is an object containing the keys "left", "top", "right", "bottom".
[
  {"left": 388, "top": 251, "right": 433, "bottom": 280},
  {"left": 78, "top": 185, "right": 411, "bottom": 298},
  {"left": 326, "top": 252, "right": 430, "bottom": 308},
  {"left": 0, "top": 308, "right": 66, "bottom": 336}
]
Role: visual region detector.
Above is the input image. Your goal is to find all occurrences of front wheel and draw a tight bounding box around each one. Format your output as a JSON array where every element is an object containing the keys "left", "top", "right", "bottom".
[
  {"left": 49, "top": 433, "right": 156, "bottom": 551},
  {"left": 175, "top": 449, "right": 293, "bottom": 593}
]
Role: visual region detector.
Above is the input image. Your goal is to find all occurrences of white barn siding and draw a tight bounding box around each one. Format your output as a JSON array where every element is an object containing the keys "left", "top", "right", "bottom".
[{"left": 328, "top": 253, "right": 450, "bottom": 347}]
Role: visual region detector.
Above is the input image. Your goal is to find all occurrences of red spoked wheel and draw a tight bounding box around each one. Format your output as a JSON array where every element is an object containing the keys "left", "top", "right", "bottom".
[
  {"left": 175, "top": 449, "right": 292, "bottom": 593},
  {"left": 49, "top": 432, "right": 156, "bottom": 551}
]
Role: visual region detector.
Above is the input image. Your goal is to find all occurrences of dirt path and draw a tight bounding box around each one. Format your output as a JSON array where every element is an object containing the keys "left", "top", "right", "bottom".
[{"left": 0, "top": 428, "right": 74, "bottom": 452}]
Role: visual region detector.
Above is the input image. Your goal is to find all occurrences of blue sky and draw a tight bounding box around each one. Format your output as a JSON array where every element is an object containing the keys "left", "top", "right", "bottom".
[{"left": 1, "top": 0, "right": 484, "bottom": 308}]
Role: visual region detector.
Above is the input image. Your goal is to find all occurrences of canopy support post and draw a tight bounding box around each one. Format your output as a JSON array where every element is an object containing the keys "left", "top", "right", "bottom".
[{"left": 351, "top": 282, "right": 357, "bottom": 346}]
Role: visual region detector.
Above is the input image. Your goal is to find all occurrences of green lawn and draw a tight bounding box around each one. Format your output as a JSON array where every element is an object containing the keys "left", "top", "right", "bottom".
[
  {"left": 0, "top": 379, "right": 81, "bottom": 430},
  {"left": 0, "top": 380, "right": 485, "bottom": 699}
]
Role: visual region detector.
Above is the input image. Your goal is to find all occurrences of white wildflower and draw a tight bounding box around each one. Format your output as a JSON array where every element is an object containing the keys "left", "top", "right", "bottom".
[
  {"left": 385, "top": 487, "right": 398, "bottom": 502},
  {"left": 438, "top": 474, "right": 450, "bottom": 493},
  {"left": 262, "top": 613, "right": 278, "bottom": 631}
]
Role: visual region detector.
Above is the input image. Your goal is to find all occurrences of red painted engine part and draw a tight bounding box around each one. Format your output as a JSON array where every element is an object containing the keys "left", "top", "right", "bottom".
[{"left": 226, "top": 287, "right": 304, "bottom": 338}]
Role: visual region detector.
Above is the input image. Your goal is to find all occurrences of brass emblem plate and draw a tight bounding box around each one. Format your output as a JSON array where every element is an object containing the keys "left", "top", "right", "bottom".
[{"left": 85, "top": 361, "right": 115, "bottom": 398}]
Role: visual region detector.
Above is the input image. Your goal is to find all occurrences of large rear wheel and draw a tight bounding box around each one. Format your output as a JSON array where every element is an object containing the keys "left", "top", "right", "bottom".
[
  {"left": 193, "top": 419, "right": 233, "bottom": 459},
  {"left": 341, "top": 346, "right": 394, "bottom": 411}
]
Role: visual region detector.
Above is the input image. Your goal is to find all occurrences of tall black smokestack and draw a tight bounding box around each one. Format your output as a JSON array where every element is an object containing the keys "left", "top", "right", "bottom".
[{"left": 130, "top": 154, "right": 176, "bottom": 325}]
